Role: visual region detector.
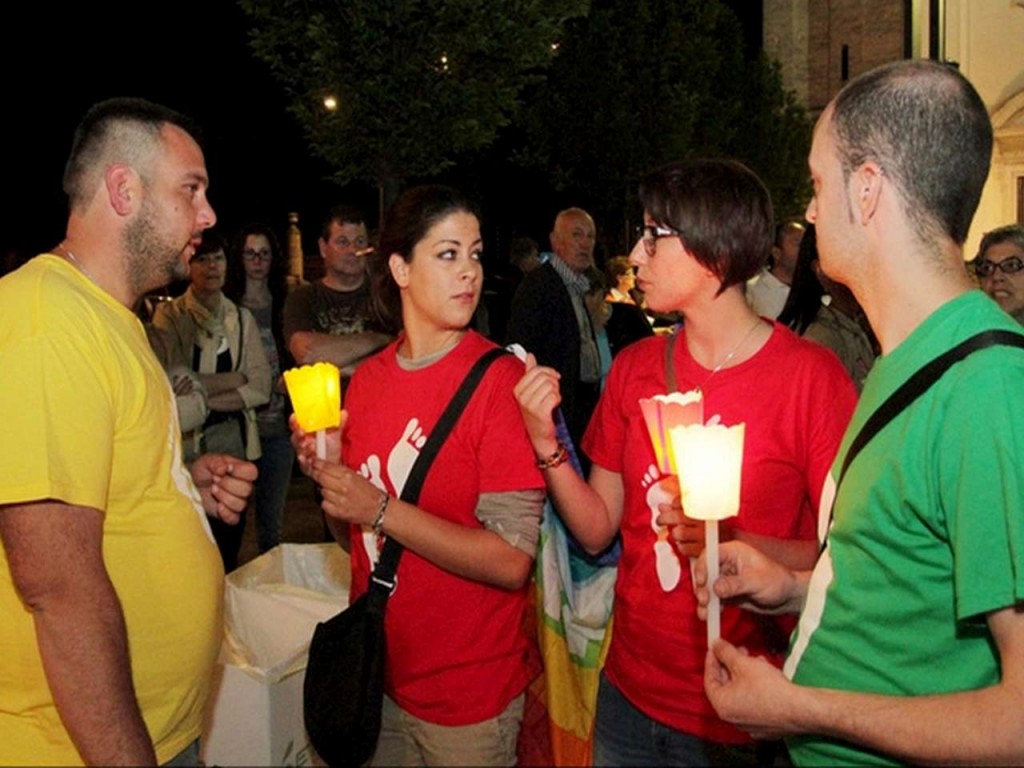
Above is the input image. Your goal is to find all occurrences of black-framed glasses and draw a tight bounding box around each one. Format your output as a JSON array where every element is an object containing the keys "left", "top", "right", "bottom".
[
  {"left": 636, "top": 224, "right": 683, "bottom": 256},
  {"left": 974, "top": 256, "right": 1024, "bottom": 277},
  {"left": 242, "top": 248, "right": 272, "bottom": 262}
]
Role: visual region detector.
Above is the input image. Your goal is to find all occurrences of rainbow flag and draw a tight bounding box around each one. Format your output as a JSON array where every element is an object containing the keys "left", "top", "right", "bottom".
[{"left": 522, "top": 413, "right": 617, "bottom": 766}]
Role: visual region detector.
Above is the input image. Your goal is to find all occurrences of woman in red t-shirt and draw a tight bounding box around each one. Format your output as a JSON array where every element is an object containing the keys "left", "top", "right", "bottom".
[
  {"left": 515, "top": 159, "right": 857, "bottom": 766},
  {"left": 295, "top": 185, "right": 545, "bottom": 766}
]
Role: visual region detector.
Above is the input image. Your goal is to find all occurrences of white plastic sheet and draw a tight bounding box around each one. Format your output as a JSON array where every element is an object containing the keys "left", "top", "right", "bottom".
[{"left": 222, "top": 543, "right": 350, "bottom": 683}]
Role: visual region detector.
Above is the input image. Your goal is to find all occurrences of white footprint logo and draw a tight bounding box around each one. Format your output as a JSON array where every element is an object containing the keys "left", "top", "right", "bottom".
[
  {"left": 358, "top": 418, "right": 428, "bottom": 567},
  {"left": 387, "top": 418, "right": 427, "bottom": 497},
  {"left": 642, "top": 465, "right": 682, "bottom": 592},
  {"left": 359, "top": 454, "right": 385, "bottom": 490}
]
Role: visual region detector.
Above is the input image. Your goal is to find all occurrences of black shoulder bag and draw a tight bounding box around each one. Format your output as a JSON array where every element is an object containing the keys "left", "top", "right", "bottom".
[
  {"left": 303, "top": 347, "right": 506, "bottom": 768},
  {"left": 823, "top": 329, "right": 1024, "bottom": 546}
]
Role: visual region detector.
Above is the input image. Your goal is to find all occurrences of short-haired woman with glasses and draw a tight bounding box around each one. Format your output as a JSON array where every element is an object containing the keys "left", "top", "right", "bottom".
[
  {"left": 974, "top": 224, "right": 1024, "bottom": 325},
  {"left": 515, "top": 159, "right": 858, "bottom": 766}
]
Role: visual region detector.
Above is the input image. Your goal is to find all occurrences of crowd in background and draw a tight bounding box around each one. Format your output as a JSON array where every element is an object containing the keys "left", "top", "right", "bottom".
[{"left": 3, "top": 58, "right": 1024, "bottom": 768}]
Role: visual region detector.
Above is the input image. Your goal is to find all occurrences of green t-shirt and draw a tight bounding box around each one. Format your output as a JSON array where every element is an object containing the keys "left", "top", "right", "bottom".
[{"left": 785, "top": 290, "right": 1024, "bottom": 766}]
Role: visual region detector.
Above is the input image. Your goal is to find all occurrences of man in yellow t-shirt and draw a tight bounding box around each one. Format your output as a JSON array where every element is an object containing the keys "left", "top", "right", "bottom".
[{"left": 0, "top": 98, "right": 256, "bottom": 766}]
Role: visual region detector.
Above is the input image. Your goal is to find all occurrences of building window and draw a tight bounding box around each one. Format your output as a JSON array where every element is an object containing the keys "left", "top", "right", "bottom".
[{"left": 1018, "top": 176, "right": 1024, "bottom": 224}]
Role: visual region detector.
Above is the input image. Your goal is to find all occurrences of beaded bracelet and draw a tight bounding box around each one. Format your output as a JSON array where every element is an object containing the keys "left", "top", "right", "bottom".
[
  {"left": 536, "top": 441, "right": 569, "bottom": 470},
  {"left": 371, "top": 490, "right": 390, "bottom": 535}
]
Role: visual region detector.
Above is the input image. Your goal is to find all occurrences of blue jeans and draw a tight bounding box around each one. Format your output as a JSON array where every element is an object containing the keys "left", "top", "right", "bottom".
[
  {"left": 254, "top": 432, "right": 295, "bottom": 553},
  {"left": 593, "top": 673, "right": 761, "bottom": 767}
]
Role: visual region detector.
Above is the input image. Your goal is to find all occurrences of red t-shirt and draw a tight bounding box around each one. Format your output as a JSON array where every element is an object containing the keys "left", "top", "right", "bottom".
[
  {"left": 343, "top": 331, "right": 544, "bottom": 725},
  {"left": 583, "top": 324, "right": 857, "bottom": 743}
]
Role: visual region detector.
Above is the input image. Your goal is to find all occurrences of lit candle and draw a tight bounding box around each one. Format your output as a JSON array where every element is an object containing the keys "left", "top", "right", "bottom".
[
  {"left": 283, "top": 362, "right": 342, "bottom": 459},
  {"left": 667, "top": 421, "right": 744, "bottom": 645},
  {"left": 639, "top": 390, "right": 704, "bottom": 474}
]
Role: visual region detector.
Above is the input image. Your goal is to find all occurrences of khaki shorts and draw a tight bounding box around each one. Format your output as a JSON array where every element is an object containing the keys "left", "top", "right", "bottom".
[{"left": 370, "top": 692, "right": 524, "bottom": 767}]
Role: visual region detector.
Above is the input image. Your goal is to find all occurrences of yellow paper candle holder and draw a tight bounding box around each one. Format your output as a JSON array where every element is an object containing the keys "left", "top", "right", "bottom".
[{"left": 283, "top": 363, "right": 342, "bottom": 459}]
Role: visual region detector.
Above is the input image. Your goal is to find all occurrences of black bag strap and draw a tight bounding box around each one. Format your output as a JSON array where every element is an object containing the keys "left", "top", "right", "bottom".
[
  {"left": 836, "top": 329, "right": 1024, "bottom": 488},
  {"left": 820, "top": 328, "right": 1024, "bottom": 553},
  {"left": 367, "top": 346, "right": 508, "bottom": 603},
  {"left": 664, "top": 332, "right": 678, "bottom": 393}
]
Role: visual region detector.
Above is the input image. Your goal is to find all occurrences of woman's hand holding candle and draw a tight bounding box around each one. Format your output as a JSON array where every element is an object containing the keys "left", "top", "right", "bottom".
[
  {"left": 290, "top": 412, "right": 344, "bottom": 473},
  {"left": 657, "top": 499, "right": 735, "bottom": 559},
  {"left": 308, "top": 458, "right": 386, "bottom": 528},
  {"left": 283, "top": 362, "right": 342, "bottom": 460}
]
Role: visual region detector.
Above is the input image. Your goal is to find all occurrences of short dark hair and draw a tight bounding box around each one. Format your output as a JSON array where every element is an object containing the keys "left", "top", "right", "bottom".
[
  {"left": 830, "top": 59, "right": 993, "bottom": 247},
  {"left": 639, "top": 158, "right": 773, "bottom": 293},
  {"left": 193, "top": 229, "right": 227, "bottom": 260},
  {"left": 320, "top": 204, "right": 367, "bottom": 242},
  {"left": 63, "top": 97, "right": 201, "bottom": 210},
  {"left": 976, "top": 224, "right": 1024, "bottom": 261},
  {"left": 370, "top": 185, "right": 479, "bottom": 332}
]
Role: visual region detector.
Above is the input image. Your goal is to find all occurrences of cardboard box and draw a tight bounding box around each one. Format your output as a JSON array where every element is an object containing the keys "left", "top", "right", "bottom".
[
  {"left": 201, "top": 544, "right": 349, "bottom": 767},
  {"left": 201, "top": 662, "right": 320, "bottom": 767}
]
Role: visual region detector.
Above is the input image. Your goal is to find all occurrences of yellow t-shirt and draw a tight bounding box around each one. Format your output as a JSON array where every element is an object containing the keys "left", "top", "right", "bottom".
[{"left": 0, "top": 255, "right": 224, "bottom": 764}]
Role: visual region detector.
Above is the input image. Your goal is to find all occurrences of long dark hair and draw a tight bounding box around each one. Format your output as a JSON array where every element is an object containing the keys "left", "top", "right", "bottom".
[
  {"left": 370, "top": 185, "right": 480, "bottom": 333},
  {"left": 777, "top": 224, "right": 824, "bottom": 334},
  {"left": 226, "top": 222, "right": 290, "bottom": 365}
]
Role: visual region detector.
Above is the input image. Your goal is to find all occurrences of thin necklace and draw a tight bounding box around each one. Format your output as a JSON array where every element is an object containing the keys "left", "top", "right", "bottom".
[
  {"left": 695, "top": 317, "right": 764, "bottom": 393},
  {"left": 57, "top": 243, "right": 100, "bottom": 286}
]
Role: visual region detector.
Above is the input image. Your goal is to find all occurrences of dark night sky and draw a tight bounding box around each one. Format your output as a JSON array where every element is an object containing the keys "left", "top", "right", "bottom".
[
  {"left": 2, "top": 0, "right": 365, "bottom": 262},
  {"left": 2, "top": 1, "right": 761, "bottom": 264}
]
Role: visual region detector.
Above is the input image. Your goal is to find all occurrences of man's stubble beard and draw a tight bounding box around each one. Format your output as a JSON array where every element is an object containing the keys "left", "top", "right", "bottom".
[{"left": 122, "top": 195, "right": 189, "bottom": 297}]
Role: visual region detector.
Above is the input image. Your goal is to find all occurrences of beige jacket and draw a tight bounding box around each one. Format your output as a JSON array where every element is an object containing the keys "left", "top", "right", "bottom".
[{"left": 151, "top": 288, "right": 271, "bottom": 460}]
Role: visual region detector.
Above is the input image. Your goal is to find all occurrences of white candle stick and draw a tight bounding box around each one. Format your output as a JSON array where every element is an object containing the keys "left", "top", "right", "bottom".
[
  {"left": 667, "top": 421, "right": 744, "bottom": 648},
  {"left": 315, "top": 429, "right": 327, "bottom": 461},
  {"left": 705, "top": 520, "right": 720, "bottom": 645}
]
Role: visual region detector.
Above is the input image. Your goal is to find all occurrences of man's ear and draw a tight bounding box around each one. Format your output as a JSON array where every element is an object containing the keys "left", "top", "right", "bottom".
[
  {"left": 104, "top": 164, "right": 139, "bottom": 217},
  {"left": 318, "top": 238, "right": 328, "bottom": 260},
  {"left": 389, "top": 253, "right": 409, "bottom": 287},
  {"left": 854, "top": 162, "right": 884, "bottom": 224}
]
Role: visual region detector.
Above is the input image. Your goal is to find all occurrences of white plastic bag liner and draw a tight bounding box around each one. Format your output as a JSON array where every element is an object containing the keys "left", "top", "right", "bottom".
[{"left": 223, "top": 543, "right": 350, "bottom": 683}]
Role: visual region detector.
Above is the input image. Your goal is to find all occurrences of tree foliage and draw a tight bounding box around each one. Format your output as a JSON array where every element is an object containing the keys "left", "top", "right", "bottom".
[
  {"left": 238, "top": 0, "right": 589, "bottom": 203},
  {"left": 516, "top": 0, "right": 813, "bottom": 254}
]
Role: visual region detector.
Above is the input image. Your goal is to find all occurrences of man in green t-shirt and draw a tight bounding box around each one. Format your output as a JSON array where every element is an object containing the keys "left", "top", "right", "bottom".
[{"left": 694, "top": 60, "right": 1024, "bottom": 766}]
